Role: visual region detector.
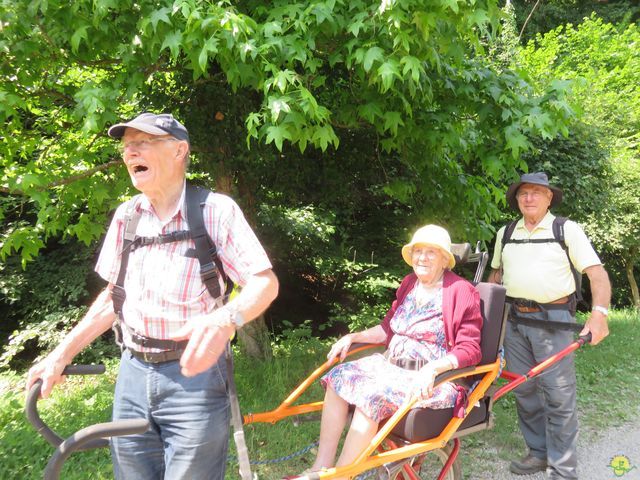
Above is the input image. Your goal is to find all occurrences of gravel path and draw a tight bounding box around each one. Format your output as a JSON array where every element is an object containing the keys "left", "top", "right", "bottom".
[{"left": 465, "top": 414, "right": 640, "bottom": 480}]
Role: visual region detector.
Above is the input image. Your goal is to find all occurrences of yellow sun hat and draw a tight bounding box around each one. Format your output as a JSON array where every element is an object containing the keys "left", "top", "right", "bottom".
[{"left": 401, "top": 225, "right": 456, "bottom": 269}]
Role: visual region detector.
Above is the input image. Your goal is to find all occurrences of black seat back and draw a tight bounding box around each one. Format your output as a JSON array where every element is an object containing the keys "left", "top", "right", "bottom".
[
  {"left": 390, "top": 281, "right": 507, "bottom": 443},
  {"left": 475, "top": 282, "right": 507, "bottom": 366}
]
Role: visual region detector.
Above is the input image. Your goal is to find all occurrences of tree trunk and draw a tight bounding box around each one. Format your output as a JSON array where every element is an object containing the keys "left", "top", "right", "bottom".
[
  {"left": 236, "top": 315, "right": 273, "bottom": 361},
  {"left": 215, "top": 169, "right": 274, "bottom": 360},
  {"left": 625, "top": 255, "right": 640, "bottom": 309}
]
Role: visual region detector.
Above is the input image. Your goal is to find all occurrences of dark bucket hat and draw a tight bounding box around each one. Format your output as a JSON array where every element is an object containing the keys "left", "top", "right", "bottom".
[
  {"left": 108, "top": 112, "right": 189, "bottom": 144},
  {"left": 506, "top": 172, "right": 563, "bottom": 211}
]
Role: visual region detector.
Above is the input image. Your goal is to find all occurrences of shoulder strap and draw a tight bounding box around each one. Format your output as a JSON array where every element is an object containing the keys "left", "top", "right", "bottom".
[
  {"left": 500, "top": 220, "right": 518, "bottom": 253},
  {"left": 552, "top": 216, "right": 583, "bottom": 302},
  {"left": 499, "top": 216, "right": 583, "bottom": 301},
  {"left": 185, "top": 183, "right": 232, "bottom": 303},
  {"left": 552, "top": 216, "right": 567, "bottom": 247},
  {"left": 112, "top": 196, "right": 142, "bottom": 315},
  {"left": 113, "top": 186, "right": 233, "bottom": 315}
]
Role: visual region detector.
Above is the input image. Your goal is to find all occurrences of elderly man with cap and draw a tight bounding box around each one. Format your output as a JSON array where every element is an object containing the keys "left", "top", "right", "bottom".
[
  {"left": 26, "top": 112, "right": 279, "bottom": 479},
  {"left": 488, "top": 172, "right": 611, "bottom": 479}
]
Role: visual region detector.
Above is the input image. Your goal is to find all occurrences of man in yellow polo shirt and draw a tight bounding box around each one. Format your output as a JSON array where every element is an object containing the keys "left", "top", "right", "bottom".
[{"left": 488, "top": 172, "right": 611, "bottom": 479}]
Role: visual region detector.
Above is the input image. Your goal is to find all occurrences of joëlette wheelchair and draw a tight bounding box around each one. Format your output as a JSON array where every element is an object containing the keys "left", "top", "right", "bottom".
[
  {"left": 243, "top": 243, "right": 591, "bottom": 480},
  {"left": 25, "top": 243, "right": 591, "bottom": 480}
]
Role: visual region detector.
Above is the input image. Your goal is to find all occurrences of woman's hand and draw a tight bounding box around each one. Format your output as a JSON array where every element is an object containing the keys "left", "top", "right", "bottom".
[
  {"left": 412, "top": 364, "right": 438, "bottom": 399},
  {"left": 327, "top": 334, "right": 355, "bottom": 363}
]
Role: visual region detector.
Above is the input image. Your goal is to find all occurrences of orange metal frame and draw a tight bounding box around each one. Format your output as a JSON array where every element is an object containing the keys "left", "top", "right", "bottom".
[{"left": 243, "top": 344, "right": 503, "bottom": 480}]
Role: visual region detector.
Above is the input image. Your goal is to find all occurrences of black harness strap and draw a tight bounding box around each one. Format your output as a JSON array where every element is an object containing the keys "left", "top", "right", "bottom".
[
  {"left": 507, "top": 303, "right": 584, "bottom": 332},
  {"left": 130, "top": 230, "right": 191, "bottom": 251},
  {"left": 185, "top": 183, "right": 232, "bottom": 303},
  {"left": 501, "top": 216, "right": 583, "bottom": 302},
  {"left": 112, "top": 197, "right": 142, "bottom": 317},
  {"left": 111, "top": 184, "right": 233, "bottom": 348}
]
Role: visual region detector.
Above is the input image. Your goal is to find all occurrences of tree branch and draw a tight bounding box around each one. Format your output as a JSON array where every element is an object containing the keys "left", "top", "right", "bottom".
[
  {"left": 519, "top": 0, "right": 542, "bottom": 41},
  {"left": 0, "top": 158, "right": 121, "bottom": 195}
]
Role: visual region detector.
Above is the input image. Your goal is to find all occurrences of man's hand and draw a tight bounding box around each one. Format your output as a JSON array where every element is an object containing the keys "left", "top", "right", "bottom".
[
  {"left": 583, "top": 264, "right": 611, "bottom": 345},
  {"left": 169, "top": 308, "right": 236, "bottom": 377},
  {"left": 26, "top": 352, "right": 69, "bottom": 399},
  {"left": 580, "top": 310, "right": 609, "bottom": 345}
]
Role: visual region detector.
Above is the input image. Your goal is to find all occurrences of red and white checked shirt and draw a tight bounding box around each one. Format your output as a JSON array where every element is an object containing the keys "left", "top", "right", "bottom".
[{"left": 95, "top": 184, "right": 272, "bottom": 352}]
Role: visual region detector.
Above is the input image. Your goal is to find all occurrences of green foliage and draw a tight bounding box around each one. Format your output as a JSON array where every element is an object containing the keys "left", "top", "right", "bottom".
[
  {"left": 0, "top": 366, "right": 117, "bottom": 479},
  {"left": 519, "top": 17, "right": 640, "bottom": 306},
  {"left": 511, "top": 0, "right": 640, "bottom": 43},
  {"left": 330, "top": 270, "right": 401, "bottom": 333},
  {"left": 0, "top": 0, "right": 579, "bottom": 358},
  {"left": 1, "top": 0, "right": 575, "bottom": 265},
  {"left": 2, "top": 310, "right": 638, "bottom": 479},
  {"left": 0, "top": 241, "right": 116, "bottom": 369}
]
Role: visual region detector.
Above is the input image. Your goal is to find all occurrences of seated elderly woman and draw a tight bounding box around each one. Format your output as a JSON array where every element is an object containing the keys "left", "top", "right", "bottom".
[{"left": 307, "top": 225, "right": 483, "bottom": 478}]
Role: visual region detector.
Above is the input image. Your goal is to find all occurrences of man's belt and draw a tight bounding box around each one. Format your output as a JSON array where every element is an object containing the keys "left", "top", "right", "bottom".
[
  {"left": 120, "top": 325, "right": 189, "bottom": 363},
  {"left": 129, "top": 330, "right": 188, "bottom": 351},
  {"left": 506, "top": 295, "right": 583, "bottom": 332},
  {"left": 128, "top": 348, "right": 184, "bottom": 364},
  {"left": 508, "top": 295, "right": 571, "bottom": 313}
]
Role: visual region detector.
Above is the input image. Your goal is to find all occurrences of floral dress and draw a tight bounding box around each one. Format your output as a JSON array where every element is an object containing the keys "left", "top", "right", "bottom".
[{"left": 321, "top": 281, "right": 458, "bottom": 423}]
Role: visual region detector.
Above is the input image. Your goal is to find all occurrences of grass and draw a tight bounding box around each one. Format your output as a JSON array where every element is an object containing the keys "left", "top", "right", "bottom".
[{"left": 1, "top": 309, "right": 638, "bottom": 479}]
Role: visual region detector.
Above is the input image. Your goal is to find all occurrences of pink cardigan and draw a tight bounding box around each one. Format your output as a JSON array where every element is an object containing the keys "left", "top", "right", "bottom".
[{"left": 380, "top": 270, "right": 483, "bottom": 368}]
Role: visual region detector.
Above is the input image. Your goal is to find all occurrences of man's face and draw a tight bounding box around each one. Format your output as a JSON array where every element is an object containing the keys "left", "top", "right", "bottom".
[
  {"left": 516, "top": 183, "right": 553, "bottom": 220},
  {"left": 120, "top": 128, "right": 186, "bottom": 194}
]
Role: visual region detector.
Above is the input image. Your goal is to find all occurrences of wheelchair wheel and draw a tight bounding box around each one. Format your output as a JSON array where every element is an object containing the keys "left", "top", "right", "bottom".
[{"left": 399, "top": 442, "right": 462, "bottom": 480}]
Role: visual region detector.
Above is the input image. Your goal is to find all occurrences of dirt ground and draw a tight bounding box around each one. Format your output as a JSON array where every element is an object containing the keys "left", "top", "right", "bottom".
[{"left": 464, "top": 414, "right": 640, "bottom": 480}]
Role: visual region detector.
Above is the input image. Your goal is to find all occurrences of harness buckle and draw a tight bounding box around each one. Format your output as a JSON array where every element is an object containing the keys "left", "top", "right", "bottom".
[
  {"left": 112, "top": 316, "right": 124, "bottom": 350},
  {"left": 200, "top": 262, "right": 219, "bottom": 281},
  {"left": 513, "top": 298, "right": 537, "bottom": 309},
  {"left": 111, "top": 285, "right": 127, "bottom": 314}
]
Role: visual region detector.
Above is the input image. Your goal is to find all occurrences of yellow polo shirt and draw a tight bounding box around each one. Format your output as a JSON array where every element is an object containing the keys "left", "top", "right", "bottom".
[{"left": 491, "top": 212, "right": 601, "bottom": 303}]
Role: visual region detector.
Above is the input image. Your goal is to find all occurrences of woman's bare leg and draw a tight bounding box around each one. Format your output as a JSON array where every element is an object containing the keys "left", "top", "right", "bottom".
[
  {"left": 332, "top": 407, "right": 378, "bottom": 480},
  {"left": 310, "top": 386, "right": 350, "bottom": 471}
]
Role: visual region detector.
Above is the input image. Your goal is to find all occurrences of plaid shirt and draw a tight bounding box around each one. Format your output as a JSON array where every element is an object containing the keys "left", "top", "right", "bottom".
[{"left": 95, "top": 184, "right": 272, "bottom": 352}]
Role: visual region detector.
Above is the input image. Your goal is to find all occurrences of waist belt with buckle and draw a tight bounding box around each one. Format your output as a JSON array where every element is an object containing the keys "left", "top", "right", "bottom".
[
  {"left": 128, "top": 348, "right": 184, "bottom": 364},
  {"left": 384, "top": 352, "right": 426, "bottom": 371},
  {"left": 506, "top": 296, "right": 583, "bottom": 332},
  {"left": 507, "top": 295, "right": 572, "bottom": 313},
  {"left": 125, "top": 330, "right": 189, "bottom": 364}
]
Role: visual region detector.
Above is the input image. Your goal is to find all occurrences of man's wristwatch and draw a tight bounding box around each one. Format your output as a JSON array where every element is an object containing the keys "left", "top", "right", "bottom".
[
  {"left": 592, "top": 305, "right": 609, "bottom": 316},
  {"left": 233, "top": 310, "right": 246, "bottom": 328},
  {"left": 215, "top": 307, "right": 246, "bottom": 329}
]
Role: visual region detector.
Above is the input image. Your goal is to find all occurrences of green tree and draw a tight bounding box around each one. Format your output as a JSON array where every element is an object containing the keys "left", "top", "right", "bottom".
[
  {"left": 1, "top": 0, "right": 574, "bottom": 261},
  {"left": 1, "top": 0, "right": 577, "bottom": 361},
  {"left": 511, "top": 0, "right": 640, "bottom": 43},
  {"left": 519, "top": 17, "right": 640, "bottom": 307}
]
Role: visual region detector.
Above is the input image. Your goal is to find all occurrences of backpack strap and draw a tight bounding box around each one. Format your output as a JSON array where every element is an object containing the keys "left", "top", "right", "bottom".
[
  {"left": 111, "top": 186, "right": 233, "bottom": 346},
  {"left": 500, "top": 216, "right": 583, "bottom": 302},
  {"left": 552, "top": 216, "right": 583, "bottom": 302},
  {"left": 500, "top": 219, "right": 518, "bottom": 251},
  {"left": 112, "top": 196, "right": 142, "bottom": 317},
  {"left": 185, "top": 182, "right": 232, "bottom": 304}
]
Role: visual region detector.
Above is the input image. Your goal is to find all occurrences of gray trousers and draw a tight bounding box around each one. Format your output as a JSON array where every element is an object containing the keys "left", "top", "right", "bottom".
[{"left": 504, "top": 307, "right": 578, "bottom": 479}]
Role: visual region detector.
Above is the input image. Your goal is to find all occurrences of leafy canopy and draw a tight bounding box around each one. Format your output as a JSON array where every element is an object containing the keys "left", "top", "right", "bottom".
[{"left": 1, "top": 0, "right": 574, "bottom": 264}]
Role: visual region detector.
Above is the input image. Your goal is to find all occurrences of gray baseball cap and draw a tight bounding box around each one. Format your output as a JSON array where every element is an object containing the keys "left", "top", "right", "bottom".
[{"left": 108, "top": 113, "right": 189, "bottom": 144}]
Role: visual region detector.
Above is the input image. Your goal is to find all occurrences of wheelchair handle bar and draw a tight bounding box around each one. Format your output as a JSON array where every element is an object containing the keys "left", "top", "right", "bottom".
[{"left": 25, "top": 365, "right": 149, "bottom": 480}]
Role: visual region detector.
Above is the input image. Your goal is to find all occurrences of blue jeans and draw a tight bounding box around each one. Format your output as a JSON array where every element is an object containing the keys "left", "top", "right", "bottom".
[{"left": 110, "top": 350, "right": 230, "bottom": 480}]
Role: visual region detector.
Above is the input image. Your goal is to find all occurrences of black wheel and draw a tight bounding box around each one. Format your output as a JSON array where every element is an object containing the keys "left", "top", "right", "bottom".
[{"left": 393, "top": 442, "right": 462, "bottom": 480}]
